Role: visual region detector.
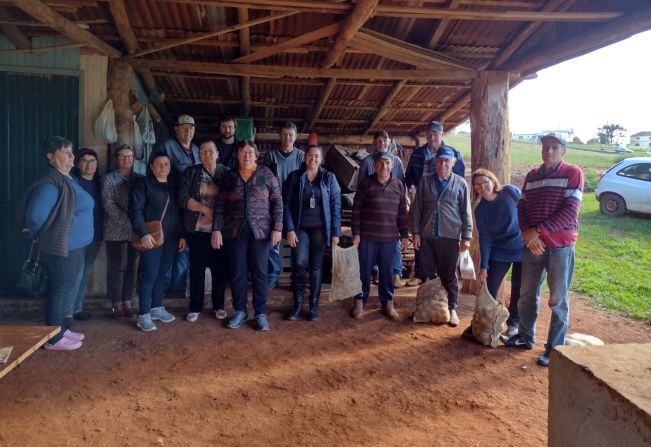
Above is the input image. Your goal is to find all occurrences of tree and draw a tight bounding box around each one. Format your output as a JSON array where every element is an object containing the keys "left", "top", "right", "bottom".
[
  {"left": 572, "top": 136, "right": 583, "bottom": 144},
  {"left": 587, "top": 137, "right": 599, "bottom": 145},
  {"left": 597, "top": 123, "right": 626, "bottom": 145}
]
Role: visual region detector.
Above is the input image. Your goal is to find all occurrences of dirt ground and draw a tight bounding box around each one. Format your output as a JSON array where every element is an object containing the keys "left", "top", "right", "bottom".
[{"left": 0, "top": 287, "right": 649, "bottom": 447}]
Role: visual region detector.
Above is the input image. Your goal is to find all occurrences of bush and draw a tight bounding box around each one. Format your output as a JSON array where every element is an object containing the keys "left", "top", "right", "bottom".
[{"left": 583, "top": 170, "right": 599, "bottom": 192}]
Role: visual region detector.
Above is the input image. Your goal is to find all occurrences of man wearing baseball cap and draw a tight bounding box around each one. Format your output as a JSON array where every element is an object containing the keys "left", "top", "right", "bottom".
[
  {"left": 500, "top": 132, "right": 584, "bottom": 367},
  {"left": 161, "top": 114, "right": 200, "bottom": 178},
  {"left": 412, "top": 145, "right": 472, "bottom": 327},
  {"left": 356, "top": 130, "right": 406, "bottom": 289}
]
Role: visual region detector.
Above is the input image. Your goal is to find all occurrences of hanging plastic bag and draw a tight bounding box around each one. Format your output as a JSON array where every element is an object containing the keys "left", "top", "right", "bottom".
[
  {"left": 132, "top": 115, "right": 144, "bottom": 160},
  {"left": 138, "top": 104, "right": 156, "bottom": 145},
  {"left": 330, "top": 245, "right": 362, "bottom": 301},
  {"left": 94, "top": 99, "right": 117, "bottom": 143},
  {"left": 458, "top": 249, "right": 476, "bottom": 280}
]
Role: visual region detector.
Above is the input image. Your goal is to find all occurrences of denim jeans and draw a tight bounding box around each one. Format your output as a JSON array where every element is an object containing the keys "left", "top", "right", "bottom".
[
  {"left": 67, "top": 240, "right": 102, "bottom": 316},
  {"left": 372, "top": 241, "right": 403, "bottom": 277},
  {"left": 138, "top": 239, "right": 179, "bottom": 315},
  {"left": 42, "top": 248, "right": 85, "bottom": 343},
  {"left": 168, "top": 247, "right": 189, "bottom": 292},
  {"left": 228, "top": 227, "right": 270, "bottom": 316},
  {"left": 291, "top": 227, "right": 326, "bottom": 300},
  {"left": 486, "top": 259, "right": 522, "bottom": 327},
  {"left": 105, "top": 241, "right": 139, "bottom": 304},
  {"left": 356, "top": 239, "right": 396, "bottom": 306},
  {"left": 188, "top": 231, "right": 226, "bottom": 312},
  {"left": 517, "top": 246, "right": 575, "bottom": 349},
  {"left": 267, "top": 243, "right": 281, "bottom": 286}
]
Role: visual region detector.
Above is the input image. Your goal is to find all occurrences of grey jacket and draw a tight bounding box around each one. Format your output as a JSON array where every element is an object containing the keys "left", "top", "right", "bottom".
[{"left": 412, "top": 173, "right": 472, "bottom": 241}]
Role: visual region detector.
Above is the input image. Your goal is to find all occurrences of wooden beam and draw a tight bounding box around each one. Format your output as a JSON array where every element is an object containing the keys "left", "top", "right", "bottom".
[
  {"left": 233, "top": 22, "right": 340, "bottom": 64},
  {"left": 364, "top": 80, "right": 406, "bottom": 133},
  {"left": 507, "top": 8, "right": 651, "bottom": 74},
  {"left": 127, "top": 58, "right": 478, "bottom": 81},
  {"left": 304, "top": 78, "right": 336, "bottom": 131},
  {"left": 437, "top": 91, "right": 470, "bottom": 124},
  {"left": 255, "top": 131, "right": 420, "bottom": 147},
  {"left": 351, "top": 27, "right": 474, "bottom": 71},
  {"left": 136, "top": 67, "right": 174, "bottom": 126},
  {"left": 427, "top": 0, "right": 463, "bottom": 49},
  {"left": 0, "top": 6, "right": 30, "bottom": 49},
  {"left": 130, "top": 11, "right": 296, "bottom": 57},
  {"left": 107, "top": 0, "right": 138, "bottom": 54},
  {"left": 238, "top": 8, "right": 251, "bottom": 116},
  {"left": 8, "top": 0, "right": 121, "bottom": 57},
  {"left": 0, "top": 42, "right": 83, "bottom": 54},
  {"left": 322, "top": 0, "right": 377, "bottom": 68}
]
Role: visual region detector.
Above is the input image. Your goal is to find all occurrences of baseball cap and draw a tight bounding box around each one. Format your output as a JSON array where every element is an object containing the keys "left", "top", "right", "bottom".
[
  {"left": 426, "top": 120, "right": 444, "bottom": 133},
  {"left": 176, "top": 114, "right": 196, "bottom": 126},
  {"left": 436, "top": 146, "right": 455, "bottom": 160},
  {"left": 374, "top": 130, "right": 390, "bottom": 140},
  {"left": 539, "top": 132, "right": 566, "bottom": 146},
  {"left": 373, "top": 151, "right": 392, "bottom": 162}
]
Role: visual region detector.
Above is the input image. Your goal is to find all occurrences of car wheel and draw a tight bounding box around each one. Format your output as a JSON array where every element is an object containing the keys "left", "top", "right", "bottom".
[{"left": 599, "top": 193, "right": 626, "bottom": 217}]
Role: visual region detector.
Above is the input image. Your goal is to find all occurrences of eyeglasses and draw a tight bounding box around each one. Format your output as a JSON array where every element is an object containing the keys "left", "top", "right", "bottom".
[
  {"left": 117, "top": 155, "right": 134, "bottom": 161},
  {"left": 79, "top": 159, "right": 97, "bottom": 165},
  {"left": 473, "top": 180, "right": 491, "bottom": 188}
]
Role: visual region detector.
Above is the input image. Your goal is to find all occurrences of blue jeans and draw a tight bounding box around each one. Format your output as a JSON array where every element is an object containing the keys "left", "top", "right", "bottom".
[
  {"left": 67, "top": 240, "right": 102, "bottom": 316},
  {"left": 372, "top": 241, "right": 403, "bottom": 277},
  {"left": 42, "top": 248, "right": 85, "bottom": 343},
  {"left": 228, "top": 227, "right": 270, "bottom": 316},
  {"left": 138, "top": 239, "right": 179, "bottom": 315},
  {"left": 267, "top": 243, "right": 281, "bottom": 286},
  {"left": 486, "top": 259, "right": 522, "bottom": 327},
  {"left": 517, "top": 246, "right": 574, "bottom": 349},
  {"left": 356, "top": 239, "right": 396, "bottom": 306},
  {"left": 291, "top": 227, "right": 326, "bottom": 300},
  {"left": 169, "top": 247, "right": 189, "bottom": 292}
]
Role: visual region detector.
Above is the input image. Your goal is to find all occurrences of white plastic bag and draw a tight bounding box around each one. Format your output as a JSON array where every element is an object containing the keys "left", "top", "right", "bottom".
[
  {"left": 132, "top": 115, "right": 144, "bottom": 160},
  {"left": 458, "top": 249, "right": 476, "bottom": 280},
  {"left": 330, "top": 245, "right": 362, "bottom": 301},
  {"left": 138, "top": 105, "right": 156, "bottom": 145},
  {"left": 94, "top": 99, "right": 117, "bottom": 143}
]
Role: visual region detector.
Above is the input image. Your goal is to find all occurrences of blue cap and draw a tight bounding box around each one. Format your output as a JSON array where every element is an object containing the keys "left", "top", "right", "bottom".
[
  {"left": 373, "top": 151, "right": 392, "bottom": 162},
  {"left": 426, "top": 121, "right": 444, "bottom": 133},
  {"left": 436, "top": 146, "right": 455, "bottom": 159}
]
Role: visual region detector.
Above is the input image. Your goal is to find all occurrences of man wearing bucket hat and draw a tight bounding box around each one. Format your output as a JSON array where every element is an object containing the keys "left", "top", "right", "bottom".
[{"left": 500, "top": 132, "right": 584, "bottom": 368}]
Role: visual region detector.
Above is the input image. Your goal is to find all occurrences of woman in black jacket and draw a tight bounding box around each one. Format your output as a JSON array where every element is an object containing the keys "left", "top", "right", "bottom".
[{"left": 129, "top": 152, "right": 185, "bottom": 332}]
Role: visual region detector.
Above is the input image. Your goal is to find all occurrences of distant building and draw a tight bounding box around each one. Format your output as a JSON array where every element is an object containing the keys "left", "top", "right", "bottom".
[
  {"left": 630, "top": 131, "right": 651, "bottom": 148},
  {"left": 512, "top": 129, "right": 575, "bottom": 144}
]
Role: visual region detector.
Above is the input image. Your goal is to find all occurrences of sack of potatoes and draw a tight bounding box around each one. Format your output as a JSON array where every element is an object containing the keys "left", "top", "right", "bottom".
[
  {"left": 413, "top": 278, "right": 450, "bottom": 324},
  {"left": 471, "top": 283, "right": 509, "bottom": 348}
]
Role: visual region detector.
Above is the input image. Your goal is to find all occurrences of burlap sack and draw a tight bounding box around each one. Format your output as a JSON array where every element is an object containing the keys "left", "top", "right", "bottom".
[
  {"left": 413, "top": 278, "right": 450, "bottom": 323},
  {"left": 330, "top": 245, "right": 363, "bottom": 301},
  {"left": 470, "top": 283, "right": 509, "bottom": 348},
  {"left": 564, "top": 333, "right": 605, "bottom": 347}
]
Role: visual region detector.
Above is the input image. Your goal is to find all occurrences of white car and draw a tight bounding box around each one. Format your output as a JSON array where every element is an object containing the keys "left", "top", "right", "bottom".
[{"left": 595, "top": 157, "right": 651, "bottom": 216}]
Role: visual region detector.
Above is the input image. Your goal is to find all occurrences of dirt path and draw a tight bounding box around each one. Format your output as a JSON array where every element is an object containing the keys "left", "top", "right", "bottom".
[{"left": 0, "top": 289, "right": 649, "bottom": 447}]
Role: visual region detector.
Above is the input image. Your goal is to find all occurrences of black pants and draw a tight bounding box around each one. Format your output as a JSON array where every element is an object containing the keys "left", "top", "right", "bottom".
[
  {"left": 291, "top": 227, "right": 326, "bottom": 300},
  {"left": 418, "top": 237, "right": 460, "bottom": 310},
  {"left": 227, "top": 226, "right": 270, "bottom": 316},
  {"left": 105, "top": 241, "right": 139, "bottom": 304},
  {"left": 487, "top": 259, "right": 522, "bottom": 327},
  {"left": 188, "top": 232, "right": 227, "bottom": 313}
]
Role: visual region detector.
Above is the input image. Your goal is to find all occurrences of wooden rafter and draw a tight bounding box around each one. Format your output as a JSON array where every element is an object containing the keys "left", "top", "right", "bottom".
[
  {"left": 130, "top": 11, "right": 296, "bottom": 57},
  {"left": 350, "top": 28, "right": 474, "bottom": 71},
  {"left": 238, "top": 7, "right": 251, "bottom": 116},
  {"left": 321, "top": 0, "right": 377, "bottom": 68},
  {"left": 233, "top": 22, "right": 341, "bottom": 64},
  {"left": 304, "top": 78, "right": 336, "bottom": 131},
  {"left": 0, "top": 6, "right": 30, "bottom": 49},
  {"left": 364, "top": 80, "right": 407, "bottom": 134},
  {"left": 107, "top": 0, "right": 138, "bottom": 54},
  {"left": 427, "top": 0, "right": 463, "bottom": 49},
  {"left": 8, "top": 0, "right": 121, "bottom": 57},
  {"left": 126, "top": 58, "right": 478, "bottom": 81}
]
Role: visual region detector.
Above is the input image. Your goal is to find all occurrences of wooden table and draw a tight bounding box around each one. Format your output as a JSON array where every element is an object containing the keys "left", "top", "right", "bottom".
[{"left": 0, "top": 325, "right": 60, "bottom": 379}]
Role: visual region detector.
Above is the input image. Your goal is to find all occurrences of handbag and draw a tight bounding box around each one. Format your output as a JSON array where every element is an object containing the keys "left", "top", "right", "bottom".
[
  {"left": 17, "top": 240, "right": 50, "bottom": 297},
  {"left": 131, "top": 194, "right": 169, "bottom": 251}
]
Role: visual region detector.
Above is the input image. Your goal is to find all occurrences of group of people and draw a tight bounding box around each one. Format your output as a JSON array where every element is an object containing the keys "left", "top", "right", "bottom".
[{"left": 22, "top": 114, "right": 583, "bottom": 367}]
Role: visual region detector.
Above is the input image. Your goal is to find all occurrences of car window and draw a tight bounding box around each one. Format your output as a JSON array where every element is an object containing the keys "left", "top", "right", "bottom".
[{"left": 617, "top": 163, "right": 651, "bottom": 182}]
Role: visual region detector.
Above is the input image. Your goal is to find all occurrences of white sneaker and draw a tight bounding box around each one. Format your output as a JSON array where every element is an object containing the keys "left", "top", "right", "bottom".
[
  {"left": 506, "top": 325, "right": 518, "bottom": 336},
  {"left": 214, "top": 309, "right": 228, "bottom": 320},
  {"left": 137, "top": 313, "right": 157, "bottom": 332},
  {"left": 186, "top": 312, "right": 199, "bottom": 322},
  {"left": 151, "top": 306, "right": 175, "bottom": 323},
  {"left": 448, "top": 309, "right": 459, "bottom": 327}
]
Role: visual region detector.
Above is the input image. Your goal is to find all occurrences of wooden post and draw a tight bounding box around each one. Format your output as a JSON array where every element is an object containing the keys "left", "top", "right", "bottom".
[
  {"left": 108, "top": 59, "right": 134, "bottom": 148},
  {"left": 465, "top": 70, "right": 511, "bottom": 296}
]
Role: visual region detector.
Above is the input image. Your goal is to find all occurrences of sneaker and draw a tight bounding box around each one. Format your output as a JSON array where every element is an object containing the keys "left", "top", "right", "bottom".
[
  {"left": 537, "top": 349, "right": 551, "bottom": 367},
  {"left": 254, "top": 313, "right": 271, "bottom": 331},
  {"left": 406, "top": 277, "right": 423, "bottom": 287},
  {"left": 499, "top": 333, "right": 534, "bottom": 350},
  {"left": 227, "top": 311, "right": 248, "bottom": 329},
  {"left": 151, "top": 306, "right": 175, "bottom": 323},
  {"left": 506, "top": 325, "right": 519, "bottom": 337},
  {"left": 63, "top": 329, "right": 85, "bottom": 341},
  {"left": 392, "top": 274, "right": 402, "bottom": 289},
  {"left": 214, "top": 309, "right": 228, "bottom": 320},
  {"left": 73, "top": 311, "right": 92, "bottom": 321},
  {"left": 44, "top": 337, "right": 82, "bottom": 351},
  {"left": 186, "top": 312, "right": 199, "bottom": 322},
  {"left": 137, "top": 313, "right": 157, "bottom": 332},
  {"left": 448, "top": 309, "right": 459, "bottom": 327}
]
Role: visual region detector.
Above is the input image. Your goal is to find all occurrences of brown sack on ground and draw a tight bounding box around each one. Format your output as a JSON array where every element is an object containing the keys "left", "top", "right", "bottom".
[
  {"left": 471, "top": 283, "right": 509, "bottom": 348},
  {"left": 564, "top": 333, "right": 605, "bottom": 346},
  {"left": 413, "top": 278, "right": 450, "bottom": 324}
]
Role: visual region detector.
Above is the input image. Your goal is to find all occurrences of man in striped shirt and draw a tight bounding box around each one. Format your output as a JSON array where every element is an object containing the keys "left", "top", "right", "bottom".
[
  {"left": 500, "top": 132, "right": 584, "bottom": 367},
  {"left": 352, "top": 152, "right": 409, "bottom": 321}
]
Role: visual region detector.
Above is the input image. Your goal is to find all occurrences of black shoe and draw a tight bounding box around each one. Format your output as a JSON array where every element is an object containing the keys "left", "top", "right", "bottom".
[
  {"left": 461, "top": 325, "right": 473, "bottom": 338},
  {"left": 73, "top": 311, "right": 92, "bottom": 321},
  {"left": 537, "top": 350, "right": 551, "bottom": 367},
  {"left": 308, "top": 297, "right": 319, "bottom": 321},
  {"left": 499, "top": 333, "right": 534, "bottom": 350},
  {"left": 287, "top": 298, "right": 303, "bottom": 321}
]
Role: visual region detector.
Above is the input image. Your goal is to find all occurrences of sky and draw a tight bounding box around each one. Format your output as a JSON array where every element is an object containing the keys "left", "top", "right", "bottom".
[{"left": 459, "top": 29, "right": 651, "bottom": 144}]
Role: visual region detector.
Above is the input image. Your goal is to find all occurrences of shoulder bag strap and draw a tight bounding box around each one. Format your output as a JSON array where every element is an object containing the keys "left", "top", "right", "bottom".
[{"left": 160, "top": 192, "right": 170, "bottom": 222}]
